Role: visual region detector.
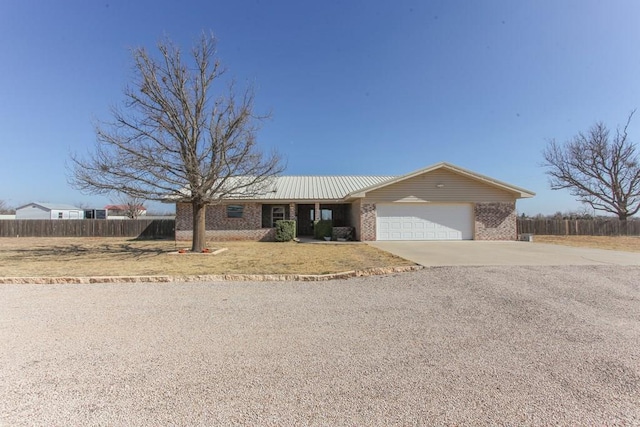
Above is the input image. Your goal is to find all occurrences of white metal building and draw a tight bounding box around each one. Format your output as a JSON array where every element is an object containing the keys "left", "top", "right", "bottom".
[{"left": 15, "top": 203, "right": 85, "bottom": 220}]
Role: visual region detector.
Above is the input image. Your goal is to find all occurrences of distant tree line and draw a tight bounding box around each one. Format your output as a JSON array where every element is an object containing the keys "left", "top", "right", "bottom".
[{"left": 520, "top": 210, "right": 640, "bottom": 221}]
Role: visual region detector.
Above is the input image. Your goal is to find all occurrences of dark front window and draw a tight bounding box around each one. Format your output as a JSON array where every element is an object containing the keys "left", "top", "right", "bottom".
[
  {"left": 262, "top": 204, "right": 289, "bottom": 227},
  {"left": 271, "top": 206, "right": 285, "bottom": 227},
  {"left": 309, "top": 208, "right": 333, "bottom": 221},
  {"left": 320, "top": 204, "right": 350, "bottom": 226},
  {"left": 227, "top": 205, "right": 244, "bottom": 218}
]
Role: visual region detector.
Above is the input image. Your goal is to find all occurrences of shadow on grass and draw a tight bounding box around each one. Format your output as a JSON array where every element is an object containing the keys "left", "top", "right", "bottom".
[{"left": 7, "top": 242, "right": 173, "bottom": 259}]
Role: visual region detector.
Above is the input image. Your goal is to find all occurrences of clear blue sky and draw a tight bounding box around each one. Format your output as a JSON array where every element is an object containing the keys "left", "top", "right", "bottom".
[{"left": 1, "top": 0, "right": 639, "bottom": 215}]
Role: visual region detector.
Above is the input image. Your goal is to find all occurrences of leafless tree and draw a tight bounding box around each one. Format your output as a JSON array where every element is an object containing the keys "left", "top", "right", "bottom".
[
  {"left": 0, "top": 200, "right": 14, "bottom": 214},
  {"left": 74, "top": 201, "right": 92, "bottom": 210},
  {"left": 69, "top": 33, "right": 283, "bottom": 251},
  {"left": 542, "top": 112, "right": 640, "bottom": 220},
  {"left": 111, "top": 194, "right": 146, "bottom": 219}
]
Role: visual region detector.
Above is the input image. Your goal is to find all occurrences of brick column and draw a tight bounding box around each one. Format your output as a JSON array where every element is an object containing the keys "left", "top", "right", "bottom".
[
  {"left": 360, "top": 203, "right": 376, "bottom": 241},
  {"left": 314, "top": 202, "right": 320, "bottom": 221},
  {"left": 289, "top": 203, "right": 296, "bottom": 221}
]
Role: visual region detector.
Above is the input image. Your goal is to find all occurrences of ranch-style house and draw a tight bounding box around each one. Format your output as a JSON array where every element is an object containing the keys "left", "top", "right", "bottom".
[{"left": 174, "top": 162, "right": 535, "bottom": 242}]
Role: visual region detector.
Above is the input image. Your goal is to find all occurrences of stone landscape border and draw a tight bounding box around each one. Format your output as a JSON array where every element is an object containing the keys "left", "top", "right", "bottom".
[{"left": 0, "top": 265, "right": 423, "bottom": 284}]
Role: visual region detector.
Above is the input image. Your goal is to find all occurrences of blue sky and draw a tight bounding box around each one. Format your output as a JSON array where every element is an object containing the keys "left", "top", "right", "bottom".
[{"left": 1, "top": 1, "right": 639, "bottom": 215}]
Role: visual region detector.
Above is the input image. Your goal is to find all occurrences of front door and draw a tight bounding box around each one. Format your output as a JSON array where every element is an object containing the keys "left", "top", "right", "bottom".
[{"left": 296, "top": 204, "right": 314, "bottom": 236}]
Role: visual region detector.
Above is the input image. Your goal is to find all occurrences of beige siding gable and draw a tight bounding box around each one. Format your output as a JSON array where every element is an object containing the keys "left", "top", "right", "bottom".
[{"left": 364, "top": 169, "right": 516, "bottom": 203}]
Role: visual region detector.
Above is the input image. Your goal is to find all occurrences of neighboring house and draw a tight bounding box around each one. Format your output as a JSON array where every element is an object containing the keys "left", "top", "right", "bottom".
[
  {"left": 104, "top": 205, "right": 147, "bottom": 219},
  {"left": 174, "top": 162, "right": 535, "bottom": 242},
  {"left": 15, "top": 203, "right": 85, "bottom": 220}
]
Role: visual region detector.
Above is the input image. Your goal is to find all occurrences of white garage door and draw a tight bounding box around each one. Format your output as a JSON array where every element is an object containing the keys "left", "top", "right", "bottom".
[{"left": 376, "top": 203, "right": 473, "bottom": 241}]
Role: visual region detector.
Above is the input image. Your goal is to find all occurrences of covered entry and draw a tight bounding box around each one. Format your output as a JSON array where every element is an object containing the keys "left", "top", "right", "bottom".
[
  {"left": 376, "top": 203, "right": 473, "bottom": 241},
  {"left": 295, "top": 203, "right": 352, "bottom": 236}
]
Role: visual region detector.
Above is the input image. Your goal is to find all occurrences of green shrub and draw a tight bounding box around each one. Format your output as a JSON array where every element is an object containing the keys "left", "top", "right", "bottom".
[
  {"left": 275, "top": 220, "right": 296, "bottom": 242},
  {"left": 313, "top": 219, "right": 333, "bottom": 240}
]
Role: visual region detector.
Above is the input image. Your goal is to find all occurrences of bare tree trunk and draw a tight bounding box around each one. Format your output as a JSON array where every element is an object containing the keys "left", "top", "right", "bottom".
[{"left": 192, "top": 202, "right": 207, "bottom": 252}]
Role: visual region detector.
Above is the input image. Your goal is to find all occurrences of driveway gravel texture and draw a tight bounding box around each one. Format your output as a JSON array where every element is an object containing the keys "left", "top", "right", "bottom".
[{"left": 1, "top": 266, "right": 639, "bottom": 426}]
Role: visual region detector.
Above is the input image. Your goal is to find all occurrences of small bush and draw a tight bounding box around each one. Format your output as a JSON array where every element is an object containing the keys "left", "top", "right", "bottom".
[
  {"left": 314, "top": 219, "right": 333, "bottom": 240},
  {"left": 275, "top": 220, "right": 296, "bottom": 242}
]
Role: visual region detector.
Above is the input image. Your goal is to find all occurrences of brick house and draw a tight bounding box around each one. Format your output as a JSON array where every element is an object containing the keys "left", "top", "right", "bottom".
[{"left": 174, "top": 162, "right": 534, "bottom": 242}]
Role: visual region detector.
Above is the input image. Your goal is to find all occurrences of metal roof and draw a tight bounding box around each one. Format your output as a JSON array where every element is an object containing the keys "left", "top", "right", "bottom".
[
  {"left": 249, "top": 176, "right": 396, "bottom": 200},
  {"left": 16, "top": 202, "right": 83, "bottom": 211},
  {"left": 170, "top": 162, "right": 535, "bottom": 202}
]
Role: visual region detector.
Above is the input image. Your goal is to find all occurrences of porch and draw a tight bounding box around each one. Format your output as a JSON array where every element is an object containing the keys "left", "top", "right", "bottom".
[{"left": 260, "top": 202, "right": 354, "bottom": 239}]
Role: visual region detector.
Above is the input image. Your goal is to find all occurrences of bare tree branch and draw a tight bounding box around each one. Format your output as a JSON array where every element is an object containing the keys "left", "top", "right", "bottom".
[
  {"left": 0, "top": 200, "right": 15, "bottom": 215},
  {"left": 68, "top": 32, "right": 284, "bottom": 251},
  {"left": 111, "top": 194, "right": 146, "bottom": 219},
  {"left": 542, "top": 111, "right": 640, "bottom": 219}
]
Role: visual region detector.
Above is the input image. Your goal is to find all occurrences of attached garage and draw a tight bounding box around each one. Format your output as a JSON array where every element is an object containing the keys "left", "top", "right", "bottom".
[
  {"left": 376, "top": 203, "right": 473, "bottom": 241},
  {"left": 347, "top": 163, "right": 535, "bottom": 241}
]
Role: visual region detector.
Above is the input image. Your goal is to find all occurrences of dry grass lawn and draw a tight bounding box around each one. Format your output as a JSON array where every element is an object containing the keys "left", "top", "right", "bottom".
[
  {"left": 0, "top": 237, "right": 415, "bottom": 277},
  {"left": 535, "top": 235, "right": 640, "bottom": 252}
]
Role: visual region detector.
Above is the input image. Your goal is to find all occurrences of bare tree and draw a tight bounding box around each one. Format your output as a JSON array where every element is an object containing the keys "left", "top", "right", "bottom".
[
  {"left": 69, "top": 33, "right": 283, "bottom": 251},
  {"left": 111, "top": 194, "right": 146, "bottom": 219},
  {"left": 542, "top": 112, "right": 640, "bottom": 220},
  {"left": 0, "top": 200, "right": 14, "bottom": 214},
  {"left": 74, "top": 201, "right": 92, "bottom": 210}
]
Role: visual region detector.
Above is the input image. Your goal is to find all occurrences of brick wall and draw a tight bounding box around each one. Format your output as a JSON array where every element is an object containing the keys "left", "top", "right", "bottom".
[
  {"left": 331, "top": 226, "right": 354, "bottom": 240},
  {"left": 360, "top": 203, "right": 376, "bottom": 241},
  {"left": 176, "top": 228, "right": 275, "bottom": 241},
  {"left": 175, "top": 202, "right": 191, "bottom": 234},
  {"left": 175, "top": 202, "right": 275, "bottom": 241},
  {"left": 474, "top": 202, "right": 517, "bottom": 240}
]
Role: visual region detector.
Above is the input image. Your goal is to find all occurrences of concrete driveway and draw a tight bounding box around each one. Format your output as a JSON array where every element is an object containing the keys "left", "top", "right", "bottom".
[{"left": 367, "top": 240, "right": 640, "bottom": 266}]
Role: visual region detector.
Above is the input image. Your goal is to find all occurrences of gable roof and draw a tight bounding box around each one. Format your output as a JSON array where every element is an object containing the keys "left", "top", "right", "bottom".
[
  {"left": 171, "top": 162, "right": 534, "bottom": 202},
  {"left": 16, "top": 202, "right": 83, "bottom": 211},
  {"left": 345, "top": 162, "right": 535, "bottom": 199}
]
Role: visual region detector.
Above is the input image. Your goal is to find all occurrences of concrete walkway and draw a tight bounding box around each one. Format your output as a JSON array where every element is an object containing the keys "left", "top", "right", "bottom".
[{"left": 367, "top": 241, "right": 640, "bottom": 266}]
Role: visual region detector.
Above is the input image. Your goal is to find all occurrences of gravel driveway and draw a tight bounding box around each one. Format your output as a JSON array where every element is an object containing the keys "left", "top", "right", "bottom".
[{"left": 1, "top": 266, "right": 639, "bottom": 426}]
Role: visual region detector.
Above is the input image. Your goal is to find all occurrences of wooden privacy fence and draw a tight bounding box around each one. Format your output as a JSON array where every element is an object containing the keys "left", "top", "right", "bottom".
[
  {"left": 517, "top": 219, "right": 640, "bottom": 236},
  {"left": 0, "top": 219, "right": 175, "bottom": 238}
]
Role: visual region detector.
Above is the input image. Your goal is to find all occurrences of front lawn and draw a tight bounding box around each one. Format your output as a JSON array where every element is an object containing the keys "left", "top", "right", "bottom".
[
  {"left": 534, "top": 235, "right": 640, "bottom": 252},
  {"left": 0, "top": 237, "right": 415, "bottom": 277}
]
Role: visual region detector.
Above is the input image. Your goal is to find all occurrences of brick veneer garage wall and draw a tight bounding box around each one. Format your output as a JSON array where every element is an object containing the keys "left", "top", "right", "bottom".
[
  {"left": 360, "top": 203, "right": 376, "bottom": 241},
  {"left": 175, "top": 202, "right": 275, "bottom": 241},
  {"left": 474, "top": 202, "right": 517, "bottom": 240}
]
